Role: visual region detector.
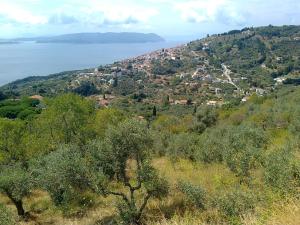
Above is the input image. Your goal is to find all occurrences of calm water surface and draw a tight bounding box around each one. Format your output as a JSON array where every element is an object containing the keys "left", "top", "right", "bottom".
[{"left": 0, "top": 41, "right": 182, "bottom": 85}]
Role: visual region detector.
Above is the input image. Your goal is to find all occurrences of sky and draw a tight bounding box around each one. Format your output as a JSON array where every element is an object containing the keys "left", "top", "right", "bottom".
[{"left": 0, "top": 0, "right": 300, "bottom": 40}]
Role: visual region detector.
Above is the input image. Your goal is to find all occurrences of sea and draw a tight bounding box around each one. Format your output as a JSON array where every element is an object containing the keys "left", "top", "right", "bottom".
[{"left": 0, "top": 41, "right": 183, "bottom": 86}]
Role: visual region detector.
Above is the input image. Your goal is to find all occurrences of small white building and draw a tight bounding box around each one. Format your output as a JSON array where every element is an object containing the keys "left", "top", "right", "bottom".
[
  {"left": 207, "top": 100, "right": 217, "bottom": 106},
  {"left": 108, "top": 79, "right": 115, "bottom": 85}
]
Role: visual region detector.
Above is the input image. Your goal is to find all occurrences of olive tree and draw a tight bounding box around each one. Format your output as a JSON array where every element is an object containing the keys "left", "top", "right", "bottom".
[
  {"left": 167, "top": 133, "right": 199, "bottom": 161},
  {"left": 89, "top": 119, "right": 169, "bottom": 224},
  {"left": 0, "top": 165, "right": 32, "bottom": 216},
  {"left": 195, "top": 126, "right": 227, "bottom": 163},
  {"left": 35, "top": 146, "right": 90, "bottom": 209},
  {"left": 264, "top": 145, "right": 300, "bottom": 194},
  {"left": 192, "top": 106, "right": 217, "bottom": 133},
  {"left": 0, "top": 118, "right": 33, "bottom": 217},
  {"left": 35, "top": 93, "right": 95, "bottom": 146},
  {"left": 223, "top": 124, "right": 267, "bottom": 183},
  {"left": 93, "top": 108, "right": 126, "bottom": 137}
]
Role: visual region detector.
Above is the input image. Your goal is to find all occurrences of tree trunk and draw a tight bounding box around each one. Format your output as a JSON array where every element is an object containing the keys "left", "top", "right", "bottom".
[
  {"left": 5, "top": 191, "right": 26, "bottom": 217},
  {"left": 10, "top": 198, "right": 25, "bottom": 216}
]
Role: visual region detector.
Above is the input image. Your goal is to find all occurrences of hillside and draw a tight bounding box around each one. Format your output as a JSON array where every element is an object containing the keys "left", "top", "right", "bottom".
[
  {"left": 1, "top": 25, "right": 299, "bottom": 110},
  {"left": 0, "top": 25, "right": 299, "bottom": 225},
  {"left": 0, "top": 83, "right": 299, "bottom": 225}
]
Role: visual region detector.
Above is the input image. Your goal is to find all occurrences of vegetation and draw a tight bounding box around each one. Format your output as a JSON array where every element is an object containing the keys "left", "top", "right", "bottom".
[
  {"left": 0, "top": 204, "right": 16, "bottom": 225},
  {"left": 0, "top": 25, "right": 299, "bottom": 225},
  {"left": 0, "top": 84, "right": 298, "bottom": 224},
  {"left": 0, "top": 98, "right": 41, "bottom": 119}
]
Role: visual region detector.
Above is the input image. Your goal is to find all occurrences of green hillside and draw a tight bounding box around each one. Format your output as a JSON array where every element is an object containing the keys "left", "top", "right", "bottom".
[
  {"left": 1, "top": 26, "right": 299, "bottom": 112},
  {"left": 0, "top": 25, "right": 299, "bottom": 225}
]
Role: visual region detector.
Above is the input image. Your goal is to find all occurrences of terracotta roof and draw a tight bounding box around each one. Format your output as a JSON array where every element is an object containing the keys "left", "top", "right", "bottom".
[{"left": 30, "top": 95, "right": 43, "bottom": 100}]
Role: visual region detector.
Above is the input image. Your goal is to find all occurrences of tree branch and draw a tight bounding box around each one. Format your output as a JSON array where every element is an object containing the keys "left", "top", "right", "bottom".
[{"left": 137, "top": 192, "right": 152, "bottom": 220}]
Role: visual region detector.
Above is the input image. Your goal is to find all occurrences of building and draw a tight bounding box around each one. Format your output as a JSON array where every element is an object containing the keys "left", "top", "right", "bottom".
[{"left": 30, "top": 95, "right": 43, "bottom": 101}]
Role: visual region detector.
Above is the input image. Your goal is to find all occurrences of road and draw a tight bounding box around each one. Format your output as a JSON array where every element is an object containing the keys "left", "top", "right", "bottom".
[{"left": 221, "top": 64, "right": 240, "bottom": 90}]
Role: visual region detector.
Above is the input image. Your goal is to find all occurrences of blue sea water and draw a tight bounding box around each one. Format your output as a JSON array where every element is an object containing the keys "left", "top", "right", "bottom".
[{"left": 0, "top": 41, "right": 182, "bottom": 85}]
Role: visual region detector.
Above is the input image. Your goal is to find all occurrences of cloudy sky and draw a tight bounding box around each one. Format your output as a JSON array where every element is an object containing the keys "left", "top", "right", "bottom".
[{"left": 0, "top": 0, "right": 299, "bottom": 40}]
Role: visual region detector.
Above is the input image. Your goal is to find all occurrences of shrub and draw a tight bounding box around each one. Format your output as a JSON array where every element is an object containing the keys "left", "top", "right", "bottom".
[
  {"left": 264, "top": 146, "right": 300, "bottom": 194},
  {"left": 73, "top": 81, "right": 99, "bottom": 96},
  {"left": 194, "top": 127, "right": 227, "bottom": 163},
  {"left": 223, "top": 124, "right": 267, "bottom": 182},
  {"left": 192, "top": 106, "right": 217, "bottom": 133},
  {"left": 167, "top": 133, "right": 199, "bottom": 161},
  {"left": 178, "top": 181, "right": 206, "bottom": 209},
  {"left": 214, "top": 188, "right": 257, "bottom": 218},
  {"left": 37, "top": 146, "right": 91, "bottom": 211}
]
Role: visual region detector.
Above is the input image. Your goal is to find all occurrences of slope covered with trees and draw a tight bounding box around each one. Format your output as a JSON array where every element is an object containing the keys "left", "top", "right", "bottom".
[
  {"left": 0, "top": 83, "right": 299, "bottom": 225},
  {"left": 0, "top": 25, "right": 299, "bottom": 225}
]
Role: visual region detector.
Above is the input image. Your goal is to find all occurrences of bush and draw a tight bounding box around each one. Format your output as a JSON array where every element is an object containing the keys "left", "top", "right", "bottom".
[
  {"left": 178, "top": 181, "right": 206, "bottom": 209},
  {"left": 223, "top": 124, "right": 267, "bottom": 182},
  {"left": 73, "top": 81, "right": 99, "bottom": 96},
  {"left": 167, "top": 133, "right": 199, "bottom": 161},
  {"left": 37, "top": 146, "right": 91, "bottom": 210},
  {"left": 264, "top": 146, "right": 300, "bottom": 194},
  {"left": 17, "top": 109, "right": 38, "bottom": 120},
  {"left": 194, "top": 127, "right": 227, "bottom": 163},
  {"left": 192, "top": 106, "right": 217, "bottom": 133},
  {"left": 0, "top": 98, "right": 40, "bottom": 119},
  {"left": 214, "top": 188, "right": 257, "bottom": 219}
]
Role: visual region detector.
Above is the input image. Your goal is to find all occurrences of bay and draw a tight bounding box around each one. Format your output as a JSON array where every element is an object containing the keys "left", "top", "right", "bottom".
[{"left": 0, "top": 41, "right": 182, "bottom": 85}]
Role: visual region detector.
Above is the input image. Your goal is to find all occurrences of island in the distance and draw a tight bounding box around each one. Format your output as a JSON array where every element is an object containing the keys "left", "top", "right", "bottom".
[{"left": 10, "top": 32, "right": 165, "bottom": 44}]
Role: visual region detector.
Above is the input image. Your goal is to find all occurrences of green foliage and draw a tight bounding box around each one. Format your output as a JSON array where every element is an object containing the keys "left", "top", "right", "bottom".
[
  {"left": 73, "top": 81, "right": 99, "bottom": 96},
  {"left": 162, "top": 95, "right": 170, "bottom": 107},
  {"left": 151, "top": 59, "right": 183, "bottom": 75},
  {"left": 0, "top": 164, "right": 33, "bottom": 216},
  {"left": 214, "top": 188, "right": 257, "bottom": 220},
  {"left": 37, "top": 146, "right": 91, "bottom": 209},
  {"left": 178, "top": 181, "right": 206, "bottom": 209},
  {"left": 195, "top": 127, "right": 227, "bottom": 163},
  {"left": 89, "top": 119, "right": 169, "bottom": 224},
  {"left": 152, "top": 114, "right": 189, "bottom": 134},
  {"left": 0, "top": 91, "right": 7, "bottom": 101},
  {"left": 264, "top": 146, "right": 300, "bottom": 194},
  {"left": 0, "top": 164, "right": 32, "bottom": 201},
  {"left": 167, "top": 133, "right": 199, "bottom": 161},
  {"left": 0, "top": 118, "right": 26, "bottom": 163},
  {"left": 0, "top": 118, "right": 35, "bottom": 216},
  {"left": 0, "top": 29, "right": 299, "bottom": 222},
  {"left": 0, "top": 204, "right": 16, "bottom": 225},
  {"left": 93, "top": 108, "right": 126, "bottom": 137},
  {"left": 36, "top": 93, "right": 95, "bottom": 145},
  {"left": 223, "top": 124, "right": 267, "bottom": 181},
  {"left": 192, "top": 106, "right": 217, "bottom": 133},
  {"left": 0, "top": 98, "right": 40, "bottom": 119}
]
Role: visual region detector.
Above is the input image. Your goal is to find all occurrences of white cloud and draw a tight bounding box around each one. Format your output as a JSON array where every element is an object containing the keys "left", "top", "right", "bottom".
[
  {"left": 0, "top": 2, "right": 47, "bottom": 25},
  {"left": 79, "top": 0, "right": 158, "bottom": 26},
  {"left": 174, "top": 0, "right": 245, "bottom": 25}
]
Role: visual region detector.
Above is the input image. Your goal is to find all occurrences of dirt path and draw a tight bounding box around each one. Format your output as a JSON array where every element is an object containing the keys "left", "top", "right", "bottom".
[{"left": 221, "top": 64, "right": 240, "bottom": 90}]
